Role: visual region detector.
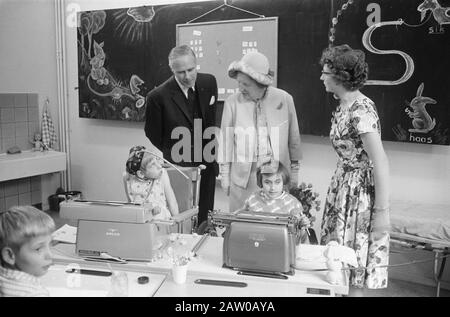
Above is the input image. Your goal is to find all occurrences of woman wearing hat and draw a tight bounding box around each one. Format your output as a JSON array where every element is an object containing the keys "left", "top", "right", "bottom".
[{"left": 218, "top": 51, "right": 302, "bottom": 213}]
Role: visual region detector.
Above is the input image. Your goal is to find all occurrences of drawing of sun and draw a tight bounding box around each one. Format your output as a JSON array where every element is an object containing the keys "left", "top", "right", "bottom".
[{"left": 111, "top": 6, "right": 155, "bottom": 45}]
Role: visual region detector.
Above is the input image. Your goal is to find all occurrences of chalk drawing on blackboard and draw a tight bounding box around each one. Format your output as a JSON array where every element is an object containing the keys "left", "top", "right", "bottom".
[
  {"left": 360, "top": 0, "right": 449, "bottom": 86},
  {"left": 78, "top": 9, "right": 149, "bottom": 120},
  {"left": 362, "top": 20, "right": 415, "bottom": 86},
  {"left": 79, "top": 11, "right": 106, "bottom": 70},
  {"left": 418, "top": 0, "right": 450, "bottom": 34},
  {"left": 328, "top": 1, "right": 414, "bottom": 85},
  {"left": 325, "top": 0, "right": 449, "bottom": 145},
  {"left": 79, "top": 12, "right": 145, "bottom": 112},
  {"left": 329, "top": 0, "right": 354, "bottom": 47},
  {"left": 418, "top": 0, "right": 450, "bottom": 26},
  {"left": 127, "top": 6, "right": 155, "bottom": 22},
  {"left": 404, "top": 83, "right": 437, "bottom": 133},
  {"left": 394, "top": 81, "right": 449, "bottom": 144},
  {"left": 83, "top": 40, "right": 146, "bottom": 110},
  {"left": 111, "top": 7, "right": 155, "bottom": 45}
]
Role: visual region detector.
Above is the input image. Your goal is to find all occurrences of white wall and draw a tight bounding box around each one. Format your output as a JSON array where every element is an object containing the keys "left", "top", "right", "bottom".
[
  {"left": 0, "top": 0, "right": 61, "bottom": 207},
  {"left": 0, "top": 0, "right": 57, "bottom": 99}
]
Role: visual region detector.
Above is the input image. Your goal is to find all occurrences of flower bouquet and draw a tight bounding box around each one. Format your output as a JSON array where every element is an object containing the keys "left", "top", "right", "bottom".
[
  {"left": 171, "top": 254, "right": 191, "bottom": 266},
  {"left": 166, "top": 246, "right": 193, "bottom": 266},
  {"left": 166, "top": 246, "right": 193, "bottom": 284},
  {"left": 289, "top": 182, "right": 321, "bottom": 227}
]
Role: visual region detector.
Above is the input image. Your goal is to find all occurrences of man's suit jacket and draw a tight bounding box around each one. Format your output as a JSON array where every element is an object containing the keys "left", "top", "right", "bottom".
[{"left": 145, "top": 73, "right": 218, "bottom": 172}]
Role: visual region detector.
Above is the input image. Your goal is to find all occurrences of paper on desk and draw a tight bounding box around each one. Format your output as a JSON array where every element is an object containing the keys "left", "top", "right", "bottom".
[
  {"left": 296, "top": 244, "right": 358, "bottom": 267},
  {"left": 324, "top": 245, "right": 358, "bottom": 267},
  {"left": 52, "top": 224, "right": 77, "bottom": 244}
]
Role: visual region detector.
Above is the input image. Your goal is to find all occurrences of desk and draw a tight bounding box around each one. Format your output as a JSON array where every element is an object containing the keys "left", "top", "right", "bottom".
[
  {"left": 49, "top": 234, "right": 349, "bottom": 297},
  {"left": 41, "top": 263, "right": 166, "bottom": 297},
  {"left": 155, "top": 272, "right": 336, "bottom": 297}
]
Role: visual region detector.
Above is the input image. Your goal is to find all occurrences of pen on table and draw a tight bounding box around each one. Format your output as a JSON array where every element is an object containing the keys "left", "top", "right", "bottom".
[{"left": 191, "top": 234, "right": 209, "bottom": 257}]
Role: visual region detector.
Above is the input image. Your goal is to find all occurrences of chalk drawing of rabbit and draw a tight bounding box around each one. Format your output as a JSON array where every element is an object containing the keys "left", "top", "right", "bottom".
[{"left": 404, "top": 82, "right": 437, "bottom": 133}]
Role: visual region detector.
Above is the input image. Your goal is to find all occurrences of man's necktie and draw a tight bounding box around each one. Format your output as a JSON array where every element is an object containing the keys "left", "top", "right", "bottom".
[
  {"left": 188, "top": 87, "right": 200, "bottom": 119},
  {"left": 187, "top": 87, "right": 195, "bottom": 105}
]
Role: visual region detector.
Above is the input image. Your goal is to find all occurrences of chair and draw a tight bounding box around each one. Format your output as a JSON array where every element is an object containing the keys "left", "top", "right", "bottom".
[
  {"left": 123, "top": 164, "right": 205, "bottom": 234},
  {"left": 165, "top": 164, "right": 206, "bottom": 233}
]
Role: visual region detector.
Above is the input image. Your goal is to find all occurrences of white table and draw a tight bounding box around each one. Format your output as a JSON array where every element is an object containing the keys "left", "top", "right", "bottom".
[
  {"left": 50, "top": 234, "right": 349, "bottom": 297},
  {"left": 41, "top": 263, "right": 166, "bottom": 297}
]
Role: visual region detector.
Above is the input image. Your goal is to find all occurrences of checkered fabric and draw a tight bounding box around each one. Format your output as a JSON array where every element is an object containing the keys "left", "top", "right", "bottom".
[{"left": 41, "top": 106, "right": 57, "bottom": 150}]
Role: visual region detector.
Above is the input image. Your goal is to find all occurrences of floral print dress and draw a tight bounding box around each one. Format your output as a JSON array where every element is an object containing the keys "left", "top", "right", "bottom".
[
  {"left": 126, "top": 175, "right": 172, "bottom": 221},
  {"left": 320, "top": 97, "right": 390, "bottom": 289}
]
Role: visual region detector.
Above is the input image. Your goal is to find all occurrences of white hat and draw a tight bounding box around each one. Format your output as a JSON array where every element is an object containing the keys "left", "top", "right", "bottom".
[{"left": 228, "top": 51, "right": 274, "bottom": 86}]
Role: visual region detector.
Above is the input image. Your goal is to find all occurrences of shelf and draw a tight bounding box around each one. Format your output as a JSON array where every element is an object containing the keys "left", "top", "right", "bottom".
[{"left": 0, "top": 150, "right": 66, "bottom": 182}]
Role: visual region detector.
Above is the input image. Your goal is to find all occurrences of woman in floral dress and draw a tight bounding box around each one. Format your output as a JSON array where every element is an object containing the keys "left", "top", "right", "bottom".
[{"left": 318, "top": 45, "right": 391, "bottom": 293}]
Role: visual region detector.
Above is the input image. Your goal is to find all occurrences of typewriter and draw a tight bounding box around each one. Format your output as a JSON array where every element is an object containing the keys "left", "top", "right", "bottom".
[
  {"left": 60, "top": 200, "right": 162, "bottom": 262},
  {"left": 210, "top": 210, "right": 302, "bottom": 277}
]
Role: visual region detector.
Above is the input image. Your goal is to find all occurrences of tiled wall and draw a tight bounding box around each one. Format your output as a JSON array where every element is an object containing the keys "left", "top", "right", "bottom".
[
  {"left": 0, "top": 93, "right": 42, "bottom": 210},
  {"left": 0, "top": 93, "right": 40, "bottom": 153},
  {"left": 0, "top": 176, "right": 41, "bottom": 212}
]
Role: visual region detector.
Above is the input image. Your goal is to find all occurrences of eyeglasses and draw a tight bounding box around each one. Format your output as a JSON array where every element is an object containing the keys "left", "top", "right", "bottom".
[{"left": 321, "top": 71, "right": 333, "bottom": 75}]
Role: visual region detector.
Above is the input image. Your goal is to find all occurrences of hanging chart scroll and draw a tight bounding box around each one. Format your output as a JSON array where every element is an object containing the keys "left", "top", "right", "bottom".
[{"left": 177, "top": 17, "right": 278, "bottom": 101}]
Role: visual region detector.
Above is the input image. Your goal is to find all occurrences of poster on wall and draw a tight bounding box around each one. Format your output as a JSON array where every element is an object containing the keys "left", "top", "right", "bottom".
[
  {"left": 330, "top": 0, "right": 450, "bottom": 145},
  {"left": 177, "top": 17, "right": 278, "bottom": 101},
  {"left": 76, "top": 5, "right": 180, "bottom": 121}
]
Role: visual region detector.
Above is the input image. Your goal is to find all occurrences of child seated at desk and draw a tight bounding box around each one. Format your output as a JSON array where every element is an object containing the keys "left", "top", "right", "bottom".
[
  {"left": 0, "top": 206, "right": 55, "bottom": 297},
  {"left": 239, "top": 161, "right": 311, "bottom": 242},
  {"left": 125, "top": 145, "right": 179, "bottom": 224}
]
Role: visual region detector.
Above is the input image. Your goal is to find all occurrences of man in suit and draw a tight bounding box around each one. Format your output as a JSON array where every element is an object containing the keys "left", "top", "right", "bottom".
[{"left": 145, "top": 45, "right": 218, "bottom": 226}]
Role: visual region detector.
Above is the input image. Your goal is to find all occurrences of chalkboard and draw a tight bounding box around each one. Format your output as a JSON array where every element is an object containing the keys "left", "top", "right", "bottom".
[
  {"left": 329, "top": 0, "right": 450, "bottom": 145},
  {"left": 176, "top": 17, "right": 278, "bottom": 101}
]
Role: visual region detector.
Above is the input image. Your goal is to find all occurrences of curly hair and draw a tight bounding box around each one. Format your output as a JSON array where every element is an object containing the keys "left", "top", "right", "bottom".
[{"left": 319, "top": 44, "right": 369, "bottom": 91}]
